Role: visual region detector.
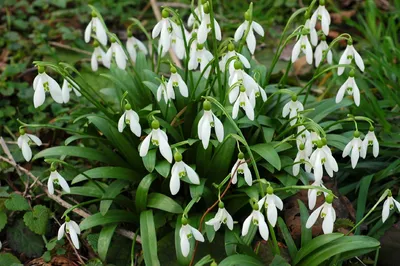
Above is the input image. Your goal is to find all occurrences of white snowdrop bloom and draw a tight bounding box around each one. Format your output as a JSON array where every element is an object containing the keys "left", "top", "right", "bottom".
[
  {"left": 306, "top": 195, "right": 336, "bottom": 234},
  {"left": 360, "top": 128, "right": 379, "bottom": 158},
  {"left": 197, "top": 3, "right": 221, "bottom": 44},
  {"left": 205, "top": 202, "right": 234, "bottom": 231},
  {"left": 232, "top": 86, "right": 255, "bottom": 121},
  {"left": 310, "top": 2, "right": 331, "bottom": 36},
  {"left": 282, "top": 96, "right": 304, "bottom": 126},
  {"left": 171, "top": 31, "right": 186, "bottom": 59},
  {"left": 58, "top": 218, "right": 81, "bottom": 249},
  {"left": 219, "top": 43, "right": 250, "bottom": 74},
  {"left": 336, "top": 70, "right": 360, "bottom": 106},
  {"left": 291, "top": 30, "right": 313, "bottom": 65},
  {"left": 310, "top": 140, "right": 338, "bottom": 181},
  {"left": 188, "top": 43, "right": 214, "bottom": 78},
  {"left": 337, "top": 43, "right": 365, "bottom": 75},
  {"left": 293, "top": 143, "right": 312, "bottom": 176},
  {"left": 47, "top": 170, "right": 70, "bottom": 195},
  {"left": 382, "top": 191, "right": 400, "bottom": 223},
  {"left": 342, "top": 131, "right": 362, "bottom": 169},
  {"left": 296, "top": 126, "right": 313, "bottom": 157},
  {"left": 198, "top": 100, "right": 224, "bottom": 149},
  {"left": 308, "top": 179, "right": 327, "bottom": 210},
  {"left": 309, "top": 131, "right": 322, "bottom": 148},
  {"left": 258, "top": 187, "right": 283, "bottom": 227},
  {"left": 234, "top": 12, "right": 264, "bottom": 54},
  {"left": 156, "top": 78, "right": 172, "bottom": 104},
  {"left": 139, "top": 120, "right": 172, "bottom": 163},
  {"left": 152, "top": 10, "right": 182, "bottom": 57},
  {"left": 61, "top": 79, "right": 81, "bottom": 104},
  {"left": 91, "top": 44, "right": 107, "bottom": 71},
  {"left": 314, "top": 39, "right": 332, "bottom": 67},
  {"left": 33, "top": 66, "right": 63, "bottom": 108},
  {"left": 118, "top": 103, "right": 141, "bottom": 137},
  {"left": 231, "top": 153, "right": 252, "bottom": 186},
  {"left": 17, "top": 129, "right": 42, "bottom": 162},
  {"left": 304, "top": 19, "right": 318, "bottom": 46},
  {"left": 166, "top": 67, "right": 189, "bottom": 99},
  {"left": 105, "top": 38, "right": 127, "bottom": 70},
  {"left": 126, "top": 34, "right": 148, "bottom": 63},
  {"left": 179, "top": 218, "right": 204, "bottom": 257},
  {"left": 170, "top": 152, "right": 200, "bottom": 195},
  {"left": 242, "top": 205, "right": 269, "bottom": 241},
  {"left": 84, "top": 12, "right": 107, "bottom": 46},
  {"left": 188, "top": 5, "right": 204, "bottom": 28}
]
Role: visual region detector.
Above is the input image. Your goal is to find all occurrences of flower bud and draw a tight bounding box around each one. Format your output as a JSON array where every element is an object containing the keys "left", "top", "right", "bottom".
[
  {"left": 218, "top": 201, "right": 224, "bottom": 209},
  {"left": 267, "top": 186, "right": 274, "bottom": 195},
  {"left": 320, "top": 0, "right": 326, "bottom": 5},
  {"left": 239, "top": 85, "right": 246, "bottom": 93},
  {"left": 291, "top": 94, "right": 298, "bottom": 102},
  {"left": 316, "top": 140, "right": 323, "bottom": 149},
  {"left": 347, "top": 39, "right": 353, "bottom": 46},
  {"left": 244, "top": 11, "right": 250, "bottom": 21},
  {"left": 252, "top": 203, "right": 259, "bottom": 210},
  {"left": 65, "top": 216, "right": 71, "bottom": 222},
  {"left": 162, "top": 9, "right": 169, "bottom": 18},
  {"left": 210, "top": 261, "right": 218, "bottom": 266},
  {"left": 299, "top": 143, "right": 305, "bottom": 150},
  {"left": 203, "top": 2, "right": 210, "bottom": 14},
  {"left": 181, "top": 216, "right": 188, "bottom": 225},
  {"left": 127, "top": 31, "right": 133, "bottom": 37},
  {"left": 238, "top": 152, "right": 245, "bottom": 159},
  {"left": 203, "top": 100, "right": 212, "bottom": 111},
  {"left": 50, "top": 162, "right": 57, "bottom": 172},
  {"left": 170, "top": 66, "right": 177, "bottom": 74},
  {"left": 234, "top": 60, "right": 243, "bottom": 70},
  {"left": 110, "top": 37, "right": 116, "bottom": 43},
  {"left": 37, "top": 65, "right": 45, "bottom": 74},
  {"left": 353, "top": 130, "right": 360, "bottom": 138},
  {"left": 197, "top": 43, "right": 204, "bottom": 50},
  {"left": 19, "top": 128, "right": 26, "bottom": 135},
  {"left": 91, "top": 11, "right": 97, "bottom": 17},
  {"left": 125, "top": 103, "right": 131, "bottom": 110},
  {"left": 228, "top": 43, "right": 235, "bottom": 52},
  {"left": 174, "top": 151, "right": 183, "bottom": 162},
  {"left": 325, "top": 194, "right": 334, "bottom": 204},
  {"left": 321, "top": 138, "right": 327, "bottom": 145},
  {"left": 151, "top": 119, "right": 160, "bottom": 129},
  {"left": 349, "top": 69, "right": 355, "bottom": 78},
  {"left": 93, "top": 40, "right": 100, "bottom": 47},
  {"left": 369, "top": 125, "right": 374, "bottom": 132}
]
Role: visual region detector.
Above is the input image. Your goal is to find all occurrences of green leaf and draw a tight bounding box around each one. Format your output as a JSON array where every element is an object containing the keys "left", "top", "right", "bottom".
[
  {"left": 143, "top": 149, "right": 157, "bottom": 172},
  {"left": 100, "top": 180, "right": 128, "bottom": 215},
  {"left": 219, "top": 254, "right": 264, "bottom": 266},
  {"left": 140, "top": 210, "right": 160, "bottom": 266},
  {"left": 0, "top": 211, "right": 7, "bottom": 232},
  {"left": 251, "top": 143, "right": 281, "bottom": 170},
  {"left": 147, "top": 192, "right": 183, "bottom": 214},
  {"left": 155, "top": 160, "right": 171, "bottom": 178},
  {"left": 306, "top": 98, "right": 352, "bottom": 123},
  {"left": 270, "top": 255, "right": 290, "bottom": 266},
  {"left": 80, "top": 210, "right": 137, "bottom": 230},
  {"left": 23, "top": 205, "right": 50, "bottom": 235},
  {"left": 0, "top": 253, "right": 21, "bottom": 265},
  {"left": 7, "top": 219, "right": 44, "bottom": 258},
  {"left": 355, "top": 175, "right": 373, "bottom": 235},
  {"left": 190, "top": 178, "right": 206, "bottom": 199},
  {"left": 136, "top": 174, "right": 158, "bottom": 212},
  {"left": 194, "top": 255, "right": 214, "bottom": 266},
  {"left": 298, "top": 200, "right": 312, "bottom": 248},
  {"left": 98, "top": 224, "right": 117, "bottom": 261},
  {"left": 5, "top": 193, "right": 29, "bottom": 211},
  {"left": 72, "top": 166, "right": 140, "bottom": 184},
  {"left": 277, "top": 217, "right": 297, "bottom": 259}
]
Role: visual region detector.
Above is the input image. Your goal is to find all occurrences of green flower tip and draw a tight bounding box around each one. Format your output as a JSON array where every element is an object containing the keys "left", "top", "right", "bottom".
[
  {"left": 19, "top": 128, "right": 26, "bottom": 135},
  {"left": 321, "top": 137, "right": 327, "bottom": 145},
  {"left": 197, "top": 43, "right": 204, "bottom": 50},
  {"left": 161, "top": 9, "right": 169, "bottom": 18},
  {"left": 191, "top": 32, "right": 198, "bottom": 38},
  {"left": 252, "top": 202, "right": 259, "bottom": 210},
  {"left": 91, "top": 11, "right": 97, "bottom": 17},
  {"left": 174, "top": 151, "right": 182, "bottom": 162},
  {"left": 369, "top": 126, "right": 374, "bottom": 132},
  {"left": 347, "top": 39, "right": 353, "bottom": 46},
  {"left": 321, "top": 34, "right": 326, "bottom": 41},
  {"left": 349, "top": 69, "right": 355, "bottom": 78},
  {"left": 110, "top": 37, "right": 116, "bottom": 43},
  {"left": 151, "top": 119, "right": 160, "bottom": 129},
  {"left": 218, "top": 201, "right": 225, "bottom": 209},
  {"left": 93, "top": 40, "right": 100, "bottom": 47},
  {"left": 388, "top": 190, "right": 392, "bottom": 197},
  {"left": 238, "top": 152, "right": 245, "bottom": 159},
  {"left": 203, "top": 2, "right": 210, "bottom": 14},
  {"left": 203, "top": 100, "right": 212, "bottom": 111},
  {"left": 299, "top": 143, "right": 305, "bottom": 150},
  {"left": 267, "top": 186, "right": 274, "bottom": 195},
  {"left": 50, "top": 162, "right": 57, "bottom": 172},
  {"left": 301, "top": 28, "right": 310, "bottom": 36},
  {"left": 319, "top": 0, "right": 326, "bottom": 6},
  {"left": 201, "top": 0, "right": 208, "bottom": 4},
  {"left": 65, "top": 216, "right": 71, "bottom": 222},
  {"left": 127, "top": 31, "right": 133, "bottom": 37},
  {"left": 291, "top": 94, "right": 298, "bottom": 102},
  {"left": 316, "top": 140, "right": 323, "bottom": 149},
  {"left": 228, "top": 43, "right": 235, "bottom": 52},
  {"left": 239, "top": 85, "right": 246, "bottom": 93},
  {"left": 210, "top": 261, "right": 218, "bottom": 266},
  {"left": 124, "top": 103, "right": 131, "bottom": 110},
  {"left": 244, "top": 11, "right": 250, "bottom": 21},
  {"left": 325, "top": 194, "right": 334, "bottom": 204},
  {"left": 234, "top": 60, "right": 243, "bottom": 70},
  {"left": 181, "top": 216, "right": 188, "bottom": 225},
  {"left": 170, "top": 66, "right": 177, "bottom": 74},
  {"left": 353, "top": 130, "right": 360, "bottom": 138},
  {"left": 37, "top": 65, "right": 45, "bottom": 74}
]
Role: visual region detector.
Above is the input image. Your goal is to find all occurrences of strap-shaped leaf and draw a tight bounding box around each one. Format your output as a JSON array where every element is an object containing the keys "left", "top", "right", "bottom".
[
  {"left": 147, "top": 193, "right": 183, "bottom": 214},
  {"left": 98, "top": 223, "right": 117, "bottom": 261},
  {"left": 251, "top": 143, "right": 281, "bottom": 170},
  {"left": 219, "top": 254, "right": 264, "bottom": 266},
  {"left": 80, "top": 210, "right": 137, "bottom": 230},
  {"left": 135, "top": 174, "right": 157, "bottom": 212},
  {"left": 140, "top": 210, "right": 160, "bottom": 266},
  {"left": 72, "top": 166, "right": 140, "bottom": 184}
]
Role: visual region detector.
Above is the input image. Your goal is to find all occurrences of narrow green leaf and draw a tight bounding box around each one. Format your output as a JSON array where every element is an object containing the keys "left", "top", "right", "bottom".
[
  {"left": 143, "top": 149, "right": 157, "bottom": 172},
  {"left": 135, "top": 174, "right": 158, "bottom": 212},
  {"left": 298, "top": 200, "right": 312, "bottom": 248},
  {"left": 155, "top": 160, "right": 171, "bottom": 177},
  {"left": 270, "top": 255, "right": 290, "bottom": 266},
  {"left": 100, "top": 180, "right": 128, "bottom": 215},
  {"left": 194, "top": 255, "right": 214, "bottom": 266},
  {"left": 140, "top": 210, "right": 160, "bottom": 266},
  {"left": 80, "top": 210, "right": 137, "bottom": 230},
  {"left": 72, "top": 167, "right": 140, "bottom": 184},
  {"left": 277, "top": 217, "right": 298, "bottom": 259},
  {"left": 219, "top": 254, "right": 264, "bottom": 266},
  {"left": 147, "top": 193, "right": 183, "bottom": 214},
  {"left": 251, "top": 143, "right": 281, "bottom": 170},
  {"left": 355, "top": 175, "right": 373, "bottom": 235},
  {"left": 98, "top": 224, "right": 117, "bottom": 261}
]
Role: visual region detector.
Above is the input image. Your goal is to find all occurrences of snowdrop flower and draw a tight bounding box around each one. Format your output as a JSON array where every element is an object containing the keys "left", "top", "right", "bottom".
[
  {"left": 152, "top": 10, "right": 182, "bottom": 56},
  {"left": 205, "top": 201, "right": 234, "bottom": 231},
  {"left": 310, "top": 0, "right": 331, "bottom": 36},
  {"left": 306, "top": 194, "right": 336, "bottom": 234},
  {"left": 17, "top": 129, "right": 42, "bottom": 162},
  {"left": 304, "top": 19, "right": 318, "bottom": 46},
  {"left": 170, "top": 151, "right": 200, "bottom": 195},
  {"left": 293, "top": 143, "right": 312, "bottom": 176},
  {"left": 126, "top": 33, "right": 148, "bottom": 63},
  {"left": 188, "top": 43, "right": 214, "bottom": 78},
  {"left": 291, "top": 28, "right": 313, "bottom": 65},
  {"left": 231, "top": 152, "right": 252, "bottom": 186},
  {"left": 258, "top": 187, "right": 283, "bottom": 227},
  {"left": 382, "top": 190, "right": 400, "bottom": 223},
  {"left": 105, "top": 38, "right": 127, "bottom": 70},
  {"left": 171, "top": 30, "right": 186, "bottom": 59},
  {"left": 336, "top": 70, "right": 360, "bottom": 106},
  {"left": 198, "top": 100, "right": 224, "bottom": 149},
  {"left": 342, "top": 131, "right": 362, "bottom": 169},
  {"left": 33, "top": 66, "right": 63, "bottom": 108},
  {"left": 180, "top": 217, "right": 204, "bottom": 257},
  {"left": 282, "top": 96, "right": 304, "bottom": 126},
  {"left": 310, "top": 140, "right": 338, "bottom": 181},
  {"left": 232, "top": 86, "right": 255, "bottom": 120},
  {"left": 188, "top": 5, "right": 204, "bottom": 28},
  {"left": 360, "top": 127, "right": 379, "bottom": 158},
  {"left": 139, "top": 120, "right": 172, "bottom": 163},
  {"left": 61, "top": 79, "right": 81, "bottom": 103},
  {"left": 84, "top": 11, "right": 107, "bottom": 46},
  {"left": 118, "top": 103, "right": 141, "bottom": 137},
  {"left": 156, "top": 77, "right": 171, "bottom": 104},
  {"left": 308, "top": 179, "right": 327, "bottom": 210},
  {"left": 91, "top": 42, "right": 107, "bottom": 71},
  {"left": 314, "top": 37, "right": 332, "bottom": 67},
  {"left": 197, "top": 2, "right": 221, "bottom": 44},
  {"left": 242, "top": 203, "right": 269, "bottom": 241},
  {"left": 58, "top": 217, "right": 81, "bottom": 249},
  {"left": 337, "top": 41, "right": 365, "bottom": 75},
  {"left": 47, "top": 168, "right": 70, "bottom": 195},
  {"left": 166, "top": 66, "right": 189, "bottom": 99},
  {"left": 296, "top": 126, "right": 313, "bottom": 157},
  {"left": 219, "top": 43, "right": 250, "bottom": 74},
  {"left": 234, "top": 11, "right": 264, "bottom": 54},
  {"left": 309, "top": 130, "right": 322, "bottom": 148}
]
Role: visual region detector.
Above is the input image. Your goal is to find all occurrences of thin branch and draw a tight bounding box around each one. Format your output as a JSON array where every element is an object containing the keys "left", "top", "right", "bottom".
[{"left": 49, "top": 42, "right": 92, "bottom": 55}]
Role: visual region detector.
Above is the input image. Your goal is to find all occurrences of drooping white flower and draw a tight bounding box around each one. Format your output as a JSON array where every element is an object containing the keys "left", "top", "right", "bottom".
[
  {"left": 382, "top": 191, "right": 400, "bottom": 223},
  {"left": 126, "top": 35, "right": 148, "bottom": 63},
  {"left": 219, "top": 43, "right": 250, "bottom": 74},
  {"left": 310, "top": 140, "right": 338, "bottom": 181},
  {"left": 118, "top": 103, "right": 141, "bottom": 137},
  {"left": 188, "top": 5, "right": 204, "bottom": 28},
  {"left": 342, "top": 131, "right": 362, "bottom": 169},
  {"left": 84, "top": 12, "right": 107, "bottom": 46},
  {"left": 360, "top": 128, "right": 379, "bottom": 158},
  {"left": 198, "top": 101, "right": 224, "bottom": 149},
  {"left": 91, "top": 44, "right": 107, "bottom": 71},
  {"left": 336, "top": 70, "right": 360, "bottom": 106},
  {"left": 338, "top": 43, "right": 365, "bottom": 75},
  {"left": 291, "top": 31, "right": 313, "bottom": 65},
  {"left": 17, "top": 130, "right": 42, "bottom": 162},
  {"left": 231, "top": 153, "right": 252, "bottom": 186},
  {"left": 105, "top": 38, "right": 127, "bottom": 70},
  {"left": 314, "top": 39, "right": 332, "bottom": 67},
  {"left": 258, "top": 187, "right": 283, "bottom": 227},
  {"left": 197, "top": 3, "right": 221, "bottom": 44},
  {"left": 309, "top": 131, "right": 322, "bottom": 148},
  {"left": 170, "top": 151, "right": 200, "bottom": 195},
  {"left": 61, "top": 79, "right": 81, "bottom": 104},
  {"left": 188, "top": 43, "right": 214, "bottom": 78},
  {"left": 166, "top": 67, "right": 189, "bottom": 99},
  {"left": 152, "top": 10, "right": 182, "bottom": 57},
  {"left": 306, "top": 195, "right": 336, "bottom": 234},
  {"left": 242, "top": 205, "right": 269, "bottom": 241},
  {"left": 232, "top": 86, "right": 255, "bottom": 121},
  {"left": 58, "top": 218, "right": 81, "bottom": 249},
  {"left": 139, "top": 120, "right": 172, "bottom": 163},
  {"left": 293, "top": 143, "right": 312, "bottom": 176},
  {"left": 234, "top": 14, "right": 264, "bottom": 54},
  {"left": 310, "top": 3, "right": 331, "bottom": 36},
  {"left": 304, "top": 19, "right": 318, "bottom": 46},
  {"left": 171, "top": 30, "right": 186, "bottom": 60},
  {"left": 33, "top": 66, "right": 63, "bottom": 108},
  {"left": 179, "top": 218, "right": 204, "bottom": 257},
  {"left": 48, "top": 170, "right": 70, "bottom": 195},
  {"left": 308, "top": 179, "right": 327, "bottom": 210},
  {"left": 282, "top": 97, "right": 304, "bottom": 126},
  {"left": 156, "top": 78, "right": 171, "bottom": 104},
  {"left": 296, "top": 126, "right": 313, "bottom": 157},
  {"left": 205, "top": 202, "right": 234, "bottom": 231}
]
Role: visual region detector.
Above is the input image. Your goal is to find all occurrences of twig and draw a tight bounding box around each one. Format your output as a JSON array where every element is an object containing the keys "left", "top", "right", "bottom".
[
  {"left": 49, "top": 42, "right": 92, "bottom": 55},
  {"left": 170, "top": 106, "right": 187, "bottom": 127},
  {"left": 158, "top": 2, "right": 191, "bottom": 8}
]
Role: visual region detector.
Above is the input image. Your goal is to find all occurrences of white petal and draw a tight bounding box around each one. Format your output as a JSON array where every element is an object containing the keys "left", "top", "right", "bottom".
[
  {"left": 212, "top": 114, "right": 224, "bottom": 142},
  {"left": 308, "top": 189, "right": 317, "bottom": 210},
  {"left": 57, "top": 223, "right": 66, "bottom": 240},
  {"left": 184, "top": 163, "right": 200, "bottom": 184},
  {"left": 246, "top": 29, "right": 256, "bottom": 55},
  {"left": 342, "top": 140, "right": 352, "bottom": 158},
  {"left": 322, "top": 207, "right": 334, "bottom": 234},
  {"left": 47, "top": 76, "right": 63, "bottom": 104},
  {"left": 177, "top": 75, "right": 189, "bottom": 97},
  {"left": 91, "top": 50, "right": 99, "bottom": 71},
  {"left": 241, "top": 213, "right": 252, "bottom": 236},
  {"left": 21, "top": 141, "right": 32, "bottom": 162},
  {"left": 139, "top": 133, "right": 152, "bottom": 157},
  {"left": 258, "top": 214, "right": 269, "bottom": 241},
  {"left": 61, "top": 80, "right": 70, "bottom": 103},
  {"left": 190, "top": 226, "right": 205, "bottom": 242},
  {"left": 158, "top": 130, "right": 172, "bottom": 163},
  {"left": 338, "top": 47, "right": 350, "bottom": 75},
  {"left": 353, "top": 47, "right": 365, "bottom": 72},
  {"left": 47, "top": 177, "right": 54, "bottom": 195},
  {"left": 304, "top": 37, "right": 313, "bottom": 65},
  {"left": 306, "top": 205, "right": 323, "bottom": 228},
  {"left": 57, "top": 172, "right": 71, "bottom": 193},
  {"left": 267, "top": 204, "right": 278, "bottom": 227},
  {"left": 350, "top": 143, "right": 359, "bottom": 168},
  {"left": 197, "top": 20, "right": 208, "bottom": 44},
  {"left": 27, "top": 134, "right": 42, "bottom": 146},
  {"left": 252, "top": 21, "right": 264, "bottom": 36},
  {"left": 170, "top": 167, "right": 181, "bottom": 195},
  {"left": 94, "top": 18, "right": 108, "bottom": 46},
  {"left": 118, "top": 112, "right": 126, "bottom": 133},
  {"left": 243, "top": 164, "right": 252, "bottom": 186},
  {"left": 152, "top": 21, "right": 163, "bottom": 38},
  {"left": 33, "top": 80, "right": 46, "bottom": 108},
  {"left": 213, "top": 19, "right": 222, "bottom": 40},
  {"left": 234, "top": 23, "right": 246, "bottom": 42},
  {"left": 382, "top": 198, "right": 390, "bottom": 223},
  {"left": 353, "top": 79, "right": 360, "bottom": 106},
  {"left": 373, "top": 137, "right": 379, "bottom": 157},
  {"left": 336, "top": 79, "right": 348, "bottom": 104},
  {"left": 68, "top": 226, "right": 80, "bottom": 249},
  {"left": 115, "top": 45, "right": 127, "bottom": 70},
  {"left": 84, "top": 21, "right": 92, "bottom": 43},
  {"left": 291, "top": 39, "right": 302, "bottom": 63}
]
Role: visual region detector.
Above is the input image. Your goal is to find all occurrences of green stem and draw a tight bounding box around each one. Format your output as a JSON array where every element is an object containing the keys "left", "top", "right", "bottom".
[
  {"left": 62, "top": 198, "right": 115, "bottom": 218},
  {"left": 209, "top": 0, "right": 222, "bottom": 95},
  {"left": 274, "top": 185, "right": 336, "bottom": 197}
]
